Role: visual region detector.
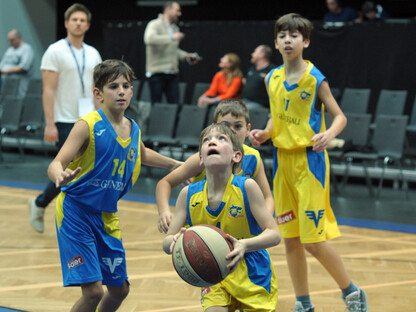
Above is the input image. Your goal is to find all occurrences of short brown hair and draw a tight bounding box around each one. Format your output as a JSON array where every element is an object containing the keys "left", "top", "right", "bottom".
[
  {"left": 199, "top": 123, "right": 244, "bottom": 173},
  {"left": 213, "top": 99, "right": 250, "bottom": 125},
  {"left": 274, "top": 13, "right": 313, "bottom": 40},
  {"left": 93, "top": 59, "right": 136, "bottom": 91},
  {"left": 64, "top": 3, "right": 92, "bottom": 23}
]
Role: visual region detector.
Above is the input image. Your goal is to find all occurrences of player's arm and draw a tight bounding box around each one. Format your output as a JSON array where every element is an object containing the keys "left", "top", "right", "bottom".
[
  {"left": 249, "top": 117, "right": 273, "bottom": 147},
  {"left": 162, "top": 186, "right": 189, "bottom": 254},
  {"left": 140, "top": 142, "right": 182, "bottom": 171},
  {"left": 156, "top": 152, "right": 203, "bottom": 233},
  {"left": 311, "top": 81, "right": 347, "bottom": 153},
  {"left": 253, "top": 158, "right": 275, "bottom": 216},
  {"left": 42, "top": 69, "right": 59, "bottom": 143},
  {"left": 47, "top": 120, "right": 90, "bottom": 187},
  {"left": 226, "top": 178, "right": 280, "bottom": 271}
]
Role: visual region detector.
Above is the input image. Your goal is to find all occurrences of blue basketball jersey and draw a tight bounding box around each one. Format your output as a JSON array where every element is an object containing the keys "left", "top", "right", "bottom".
[{"left": 61, "top": 109, "right": 141, "bottom": 213}]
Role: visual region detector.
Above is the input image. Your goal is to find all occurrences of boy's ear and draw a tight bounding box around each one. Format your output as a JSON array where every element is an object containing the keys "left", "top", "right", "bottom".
[
  {"left": 246, "top": 122, "right": 251, "bottom": 137},
  {"left": 232, "top": 151, "right": 243, "bottom": 164},
  {"left": 274, "top": 39, "right": 278, "bottom": 50},
  {"left": 93, "top": 87, "right": 104, "bottom": 103},
  {"left": 199, "top": 153, "right": 204, "bottom": 167},
  {"left": 303, "top": 38, "right": 310, "bottom": 48}
]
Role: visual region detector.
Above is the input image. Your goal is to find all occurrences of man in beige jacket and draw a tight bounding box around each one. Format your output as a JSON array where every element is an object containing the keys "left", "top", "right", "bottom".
[{"left": 144, "top": 1, "right": 200, "bottom": 104}]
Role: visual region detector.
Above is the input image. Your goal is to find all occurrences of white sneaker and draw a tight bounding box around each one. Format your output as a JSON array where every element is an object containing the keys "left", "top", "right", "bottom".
[
  {"left": 29, "top": 198, "right": 45, "bottom": 233},
  {"left": 344, "top": 289, "right": 369, "bottom": 312}
]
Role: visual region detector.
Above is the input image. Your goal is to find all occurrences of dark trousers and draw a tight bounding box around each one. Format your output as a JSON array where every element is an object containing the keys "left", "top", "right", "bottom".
[
  {"left": 148, "top": 73, "right": 179, "bottom": 104},
  {"left": 35, "top": 122, "right": 74, "bottom": 208}
]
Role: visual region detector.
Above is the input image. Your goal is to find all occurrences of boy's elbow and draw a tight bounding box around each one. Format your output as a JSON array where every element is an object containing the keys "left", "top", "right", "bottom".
[{"left": 272, "top": 229, "right": 282, "bottom": 247}]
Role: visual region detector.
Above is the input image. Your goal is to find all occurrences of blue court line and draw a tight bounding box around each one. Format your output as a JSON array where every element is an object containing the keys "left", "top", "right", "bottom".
[
  {"left": 337, "top": 217, "right": 416, "bottom": 234},
  {"left": 0, "top": 307, "right": 27, "bottom": 312},
  {"left": 1, "top": 179, "right": 415, "bottom": 234}
]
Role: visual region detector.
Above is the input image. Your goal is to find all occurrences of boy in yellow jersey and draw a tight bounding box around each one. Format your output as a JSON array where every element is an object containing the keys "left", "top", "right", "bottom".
[
  {"left": 47, "top": 59, "right": 181, "bottom": 312},
  {"left": 163, "top": 123, "right": 281, "bottom": 311},
  {"left": 156, "top": 99, "right": 274, "bottom": 234},
  {"left": 249, "top": 13, "right": 368, "bottom": 312}
]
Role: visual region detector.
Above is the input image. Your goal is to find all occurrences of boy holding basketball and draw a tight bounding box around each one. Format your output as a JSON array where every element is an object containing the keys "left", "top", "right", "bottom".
[
  {"left": 156, "top": 99, "right": 274, "bottom": 234},
  {"left": 48, "top": 59, "right": 181, "bottom": 312},
  {"left": 249, "top": 13, "right": 368, "bottom": 312},
  {"left": 163, "top": 123, "right": 281, "bottom": 311}
]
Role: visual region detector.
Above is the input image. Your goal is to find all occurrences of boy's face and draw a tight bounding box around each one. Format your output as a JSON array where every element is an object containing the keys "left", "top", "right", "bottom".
[
  {"left": 94, "top": 75, "right": 133, "bottom": 111},
  {"left": 199, "top": 129, "right": 242, "bottom": 170},
  {"left": 275, "top": 30, "right": 310, "bottom": 60},
  {"left": 217, "top": 113, "right": 250, "bottom": 144}
]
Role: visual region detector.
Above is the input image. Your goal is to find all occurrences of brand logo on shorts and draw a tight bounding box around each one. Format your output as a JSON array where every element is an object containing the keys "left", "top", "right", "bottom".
[
  {"left": 305, "top": 209, "right": 325, "bottom": 228},
  {"left": 277, "top": 210, "right": 296, "bottom": 225},
  {"left": 67, "top": 255, "right": 84, "bottom": 270},
  {"left": 102, "top": 257, "right": 123, "bottom": 273},
  {"left": 201, "top": 287, "right": 211, "bottom": 297}
]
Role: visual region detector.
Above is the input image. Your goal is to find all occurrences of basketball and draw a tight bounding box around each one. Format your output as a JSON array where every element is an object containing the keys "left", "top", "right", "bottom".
[{"left": 172, "top": 224, "right": 234, "bottom": 287}]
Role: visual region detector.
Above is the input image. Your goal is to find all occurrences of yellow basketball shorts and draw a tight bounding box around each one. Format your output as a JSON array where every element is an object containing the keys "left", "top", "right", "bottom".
[
  {"left": 201, "top": 250, "right": 278, "bottom": 311},
  {"left": 272, "top": 147, "right": 340, "bottom": 243}
]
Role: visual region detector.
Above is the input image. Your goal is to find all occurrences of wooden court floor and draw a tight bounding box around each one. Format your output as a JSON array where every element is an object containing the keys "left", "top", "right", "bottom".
[{"left": 1, "top": 186, "right": 416, "bottom": 312}]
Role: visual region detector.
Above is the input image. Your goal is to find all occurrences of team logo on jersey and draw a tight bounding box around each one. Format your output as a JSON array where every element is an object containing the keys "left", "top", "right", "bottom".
[
  {"left": 229, "top": 205, "right": 243, "bottom": 218},
  {"left": 67, "top": 255, "right": 84, "bottom": 270},
  {"left": 127, "top": 146, "right": 136, "bottom": 162},
  {"left": 305, "top": 209, "right": 324, "bottom": 228},
  {"left": 277, "top": 210, "right": 296, "bottom": 225},
  {"left": 300, "top": 90, "right": 311, "bottom": 101},
  {"left": 102, "top": 257, "right": 123, "bottom": 273}
]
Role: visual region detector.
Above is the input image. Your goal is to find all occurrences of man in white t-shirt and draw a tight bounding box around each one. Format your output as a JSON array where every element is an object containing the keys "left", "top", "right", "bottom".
[{"left": 29, "top": 3, "right": 102, "bottom": 233}]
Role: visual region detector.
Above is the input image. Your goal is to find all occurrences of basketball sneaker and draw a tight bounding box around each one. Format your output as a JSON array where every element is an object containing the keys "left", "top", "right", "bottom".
[
  {"left": 29, "top": 198, "right": 45, "bottom": 233},
  {"left": 344, "top": 288, "right": 369, "bottom": 312},
  {"left": 292, "top": 301, "right": 315, "bottom": 312}
]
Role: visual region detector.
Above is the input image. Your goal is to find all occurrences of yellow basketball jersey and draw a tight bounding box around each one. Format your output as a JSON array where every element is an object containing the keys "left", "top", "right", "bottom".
[
  {"left": 187, "top": 174, "right": 277, "bottom": 305},
  {"left": 186, "top": 174, "right": 263, "bottom": 240},
  {"left": 267, "top": 61, "right": 327, "bottom": 150}
]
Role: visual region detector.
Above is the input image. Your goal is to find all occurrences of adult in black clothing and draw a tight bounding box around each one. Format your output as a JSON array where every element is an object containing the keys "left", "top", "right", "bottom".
[{"left": 241, "top": 45, "right": 275, "bottom": 110}]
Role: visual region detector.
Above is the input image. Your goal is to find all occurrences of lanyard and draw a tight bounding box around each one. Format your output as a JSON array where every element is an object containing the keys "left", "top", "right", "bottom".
[{"left": 66, "top": 37, "right": 86, "bottom": 96}]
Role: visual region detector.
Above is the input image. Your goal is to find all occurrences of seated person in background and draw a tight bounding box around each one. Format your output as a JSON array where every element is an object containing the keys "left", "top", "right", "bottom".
[
  {"left": 357, "top": 1, "right": 390, "bottom": 22},
  {"left": 197, "top": 53, "right": 243, "bottom": 107},
  {"left": 323, "top": 0, "right": 359, "bottom": 25},
  {"left": 241, "top": 45, "right": 275, "bottom": 110}
]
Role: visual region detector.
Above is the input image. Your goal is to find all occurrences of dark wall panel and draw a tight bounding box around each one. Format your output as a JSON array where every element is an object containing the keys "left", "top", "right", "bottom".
[{"left": 101, "top": 21, "right": 416, "bottom": 113}]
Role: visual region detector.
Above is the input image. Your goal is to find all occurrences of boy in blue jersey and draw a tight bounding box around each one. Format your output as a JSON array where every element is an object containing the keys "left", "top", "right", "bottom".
[
  {"left": 163, "top": 123, "right": 281, "bottom": 312},
  {"left": 47, "top": 59, "right": 181, "bottom": 312},
  {"left": 156, "top": 99, "right": 274, "bottom": 234},
  {"left": 249, "top": 13, "right": 368, "bottom": 312}
]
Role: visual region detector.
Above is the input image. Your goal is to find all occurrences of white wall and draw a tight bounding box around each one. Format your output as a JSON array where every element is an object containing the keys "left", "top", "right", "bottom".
[{"left": 0, "top": 0, "right": 56, "bottom": 78}]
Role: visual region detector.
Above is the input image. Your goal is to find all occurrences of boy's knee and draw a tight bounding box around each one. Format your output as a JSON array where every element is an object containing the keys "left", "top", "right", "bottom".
[
  {"left": 303, "top": 242, "right": 322, "bottom": 257},
  {"left": 82, "top": 283, "right": 105, "bottom": 304},
  {"left": 108, "top": 282, "right": 130, "bottom": 301}
]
